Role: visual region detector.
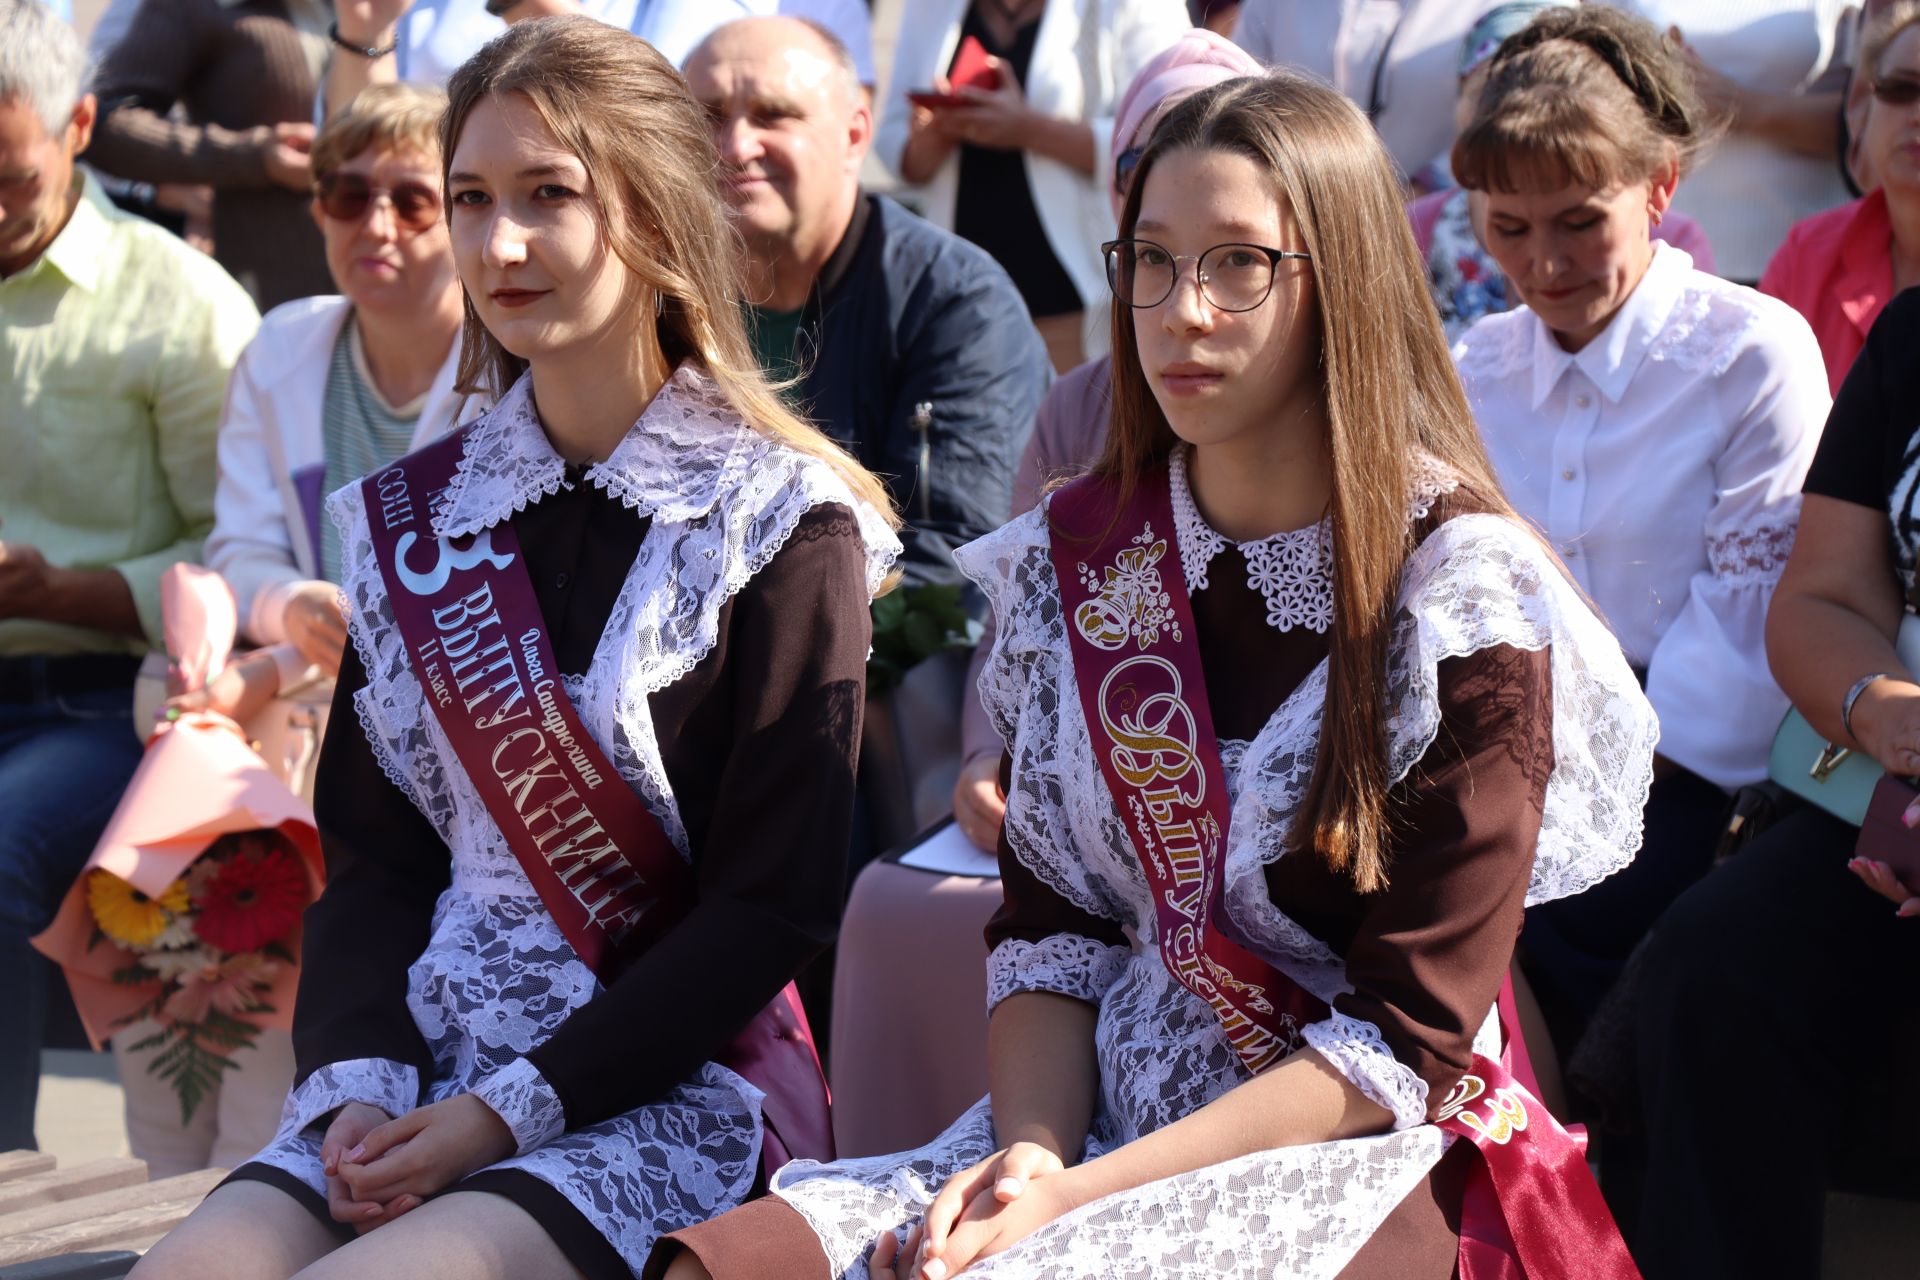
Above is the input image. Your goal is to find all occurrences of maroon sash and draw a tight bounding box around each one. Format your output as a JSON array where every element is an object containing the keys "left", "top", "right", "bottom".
[
  {"left": 362, "top": 430, "right": 833, "bottom": 1176},
  {"left": 1048, "top": 466, "right": 1640, "bottom": 1280}
]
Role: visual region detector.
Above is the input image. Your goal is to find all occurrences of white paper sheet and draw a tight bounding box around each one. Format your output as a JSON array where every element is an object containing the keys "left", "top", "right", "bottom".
[{"left": 894, "top": 820, "right": 1001, "bottom": 879}]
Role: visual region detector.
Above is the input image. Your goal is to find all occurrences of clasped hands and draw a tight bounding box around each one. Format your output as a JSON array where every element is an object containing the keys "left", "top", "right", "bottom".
[
  {"left": 317, "top": 1095, "right": 516, "bottom": 1232},
  {"left": 869, "top": 1142, "right": 1081, "bottom": 1280}
]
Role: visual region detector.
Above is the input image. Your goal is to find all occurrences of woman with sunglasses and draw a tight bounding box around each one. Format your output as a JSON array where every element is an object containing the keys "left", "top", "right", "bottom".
[
  {"left": 651, "top": 72, "right": 1654, "bottom": 1280},
  {"left": 1451, "top": 6, "right": 1831, "bottom": 1067},
  {"left": 185, "top": 83, "right": 478, "bottom": 724},
  {"left": 1762, "top": 1, "right": 1920, "bottom": 392}
]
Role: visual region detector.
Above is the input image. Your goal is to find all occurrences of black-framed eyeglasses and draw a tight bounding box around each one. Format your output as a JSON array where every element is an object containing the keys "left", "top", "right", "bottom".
[
  {"left": 1871, "top": 72, "right": 1920, "bottom": 107},
  {"left": 1102, "top": 238, "right": 1311, "bottom": 312},
  {"left": 1113, "top": 144, "right": 1146, "bottom": 198}
]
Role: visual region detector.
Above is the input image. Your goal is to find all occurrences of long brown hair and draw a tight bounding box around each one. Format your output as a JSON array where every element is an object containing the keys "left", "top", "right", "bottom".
[
  {"left": 1101, "top": 73, "right": 1512, "bottom": 893},
  {"left": 439, "top": 16, "right": 898, "bottom": 533}
]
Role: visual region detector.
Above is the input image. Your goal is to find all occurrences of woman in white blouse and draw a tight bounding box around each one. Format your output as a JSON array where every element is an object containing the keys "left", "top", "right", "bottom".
[{"left": 1450, "top": 7, "right": 1831, "bottom": 1061}]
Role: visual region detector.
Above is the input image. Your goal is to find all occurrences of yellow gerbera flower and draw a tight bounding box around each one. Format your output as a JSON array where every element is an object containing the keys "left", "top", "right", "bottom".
[{"left": 86, "top": 870, "right": 191, "bottom": 949}]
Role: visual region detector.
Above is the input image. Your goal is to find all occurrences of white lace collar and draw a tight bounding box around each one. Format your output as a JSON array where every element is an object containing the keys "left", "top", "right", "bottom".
[
  {"left": 1166, "top": 445, "right": 1465, "bottom": 636},
  {"left": 431, "top": 364, "right": 759, "bottom": 540},
  {"left": 1168, "top": 444, "right": 1335, "bottom": 634}
]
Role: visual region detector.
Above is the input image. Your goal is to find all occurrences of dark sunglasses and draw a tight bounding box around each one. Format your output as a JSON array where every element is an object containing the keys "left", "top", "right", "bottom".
[
  {"left": 1871, "top": 74, "right": 1920, "bottom": 107},
  {"left": 315, "top": 172, "right": 442, "bottom": 231}
]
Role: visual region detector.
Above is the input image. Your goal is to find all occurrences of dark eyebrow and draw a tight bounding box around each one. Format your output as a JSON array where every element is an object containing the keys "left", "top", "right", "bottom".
[
  {"left": 1131, "top": 217, "right": 1272, "bottom": 239},
  {"left": 447, "top": 160, "right": 586, "bottom": 186}
]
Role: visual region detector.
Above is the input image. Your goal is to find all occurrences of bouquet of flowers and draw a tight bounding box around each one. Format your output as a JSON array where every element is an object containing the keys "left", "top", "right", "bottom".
[
  {"left": 32, "top": 711, "right": 322, "bottom": 1125},
  {"left": 85, "top": 827, "right": 311, "bottom": 1122}
]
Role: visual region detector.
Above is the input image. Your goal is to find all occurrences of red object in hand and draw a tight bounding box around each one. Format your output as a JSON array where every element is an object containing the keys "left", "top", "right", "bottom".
[{"left": 908, "top": 35, "right": 997, "bottom": 109}]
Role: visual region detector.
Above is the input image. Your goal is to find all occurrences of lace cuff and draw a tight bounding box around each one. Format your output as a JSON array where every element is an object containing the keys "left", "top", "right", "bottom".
[
  {"left": 985, "top": 935, "right": 1131, "bottom": 1014},
  {"left": 282, "top": 1058, "right": 420, "bottom": 1137},
  {"left": 470, "top": 1057, "right": 567, "bottom": 1156},
  {"left": 1706, "top": 514, "right": 1796, "bottom": 587},
  {"left": 1302, "top": 1012, "right": 1430, "bottom": 1132}
]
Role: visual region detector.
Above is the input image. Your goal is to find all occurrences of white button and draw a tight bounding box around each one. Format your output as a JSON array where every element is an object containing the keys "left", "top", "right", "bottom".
[
  {"left": 1561, "top": 468, "right": 1575, "bottom": 481},
  {"left": 1574, "top": 393, "right": 1592, "bottom": 409}
]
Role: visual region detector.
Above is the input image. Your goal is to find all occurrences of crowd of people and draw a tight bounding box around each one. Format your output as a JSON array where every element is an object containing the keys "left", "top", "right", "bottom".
[{"left": 1, "top": 0, "right": 1916, "bottom": 1277}]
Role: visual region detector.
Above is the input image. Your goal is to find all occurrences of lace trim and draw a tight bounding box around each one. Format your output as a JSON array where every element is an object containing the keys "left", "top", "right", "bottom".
[
  {"left": 1450, "top": 307, "right": 1534, "bottom": 383},
  {"left": 431, "top": 375, "right": 569, "bottom": 540},
  {"left": 1302, "top": 1012, "right": 1431, "bottom": 1131},
  {"left": 278, "top": 1058, "right": 419, "bottom": 1138},
  {"left": 985, "top": 936, "right": 1133, "bottom": 1014},
  {"left": 1707, "top": 513, "right": 1797, "bottom": 585},
  {"left": 958, "top": 501, "right": 1656, "bottom": 1011},
  {"left": 326, "top": 366, "right": 901, "bottom": 883},
  {"left": 471, "top": 1056, "right": 567, "bottom": 1155},
  {"left": 1169, "top": 445, "right": 1332, "bottom": 632},
  {"left": 1644, "top": 283, "right": 1763, "bottom": 379},
  {"left": 1165, "top": 447, "right": 1460, "bottom": 636}
]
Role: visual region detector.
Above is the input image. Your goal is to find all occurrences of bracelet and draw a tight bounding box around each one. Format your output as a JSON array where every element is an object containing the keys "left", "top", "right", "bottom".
[
  {"left": 1841, "top": 672, "right": 1890, "bottom": 743},
  {"left": 329, "top": 21, "right": 398, "bottom": 59}
]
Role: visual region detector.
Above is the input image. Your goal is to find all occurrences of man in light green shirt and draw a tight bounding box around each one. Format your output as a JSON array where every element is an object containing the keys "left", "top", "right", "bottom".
[{"left": 0, "top": 0, "right": 258, "bottom": 1150}]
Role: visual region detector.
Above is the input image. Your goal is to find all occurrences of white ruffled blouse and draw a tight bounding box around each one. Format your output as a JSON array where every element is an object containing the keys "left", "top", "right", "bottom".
[{"left": 1453, "top": 243, "right": 1831, "bottom": 788}]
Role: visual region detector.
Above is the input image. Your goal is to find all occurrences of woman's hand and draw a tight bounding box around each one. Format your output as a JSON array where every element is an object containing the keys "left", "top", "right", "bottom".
[
  {"left": 952, "top": 755, "right": 1006, "bottom": 853},
  {"left": 333, "top": 0, "right": 413, "bottom": 45},
  {"left": 319, "top": 1102, "right": 420, "bottom": 1231},
  {"left": 936, "top": 57, "right": 1034, "bottom": 150},
  {"left": 901, "top": 75, "right": 961, "bottom": 184},
  {"left": 335, "top": 1093, "right": 517, "bottom": 1207},
  {"left": 284, "top": 582, "right": 348, "bottom": 676},
  {"left": 1845, "top": 678, "right": 1920, "bottom": 775},
  {"left": 1849, "top": 857, "right": 1920, "bottom": 918},
  {"left": 867, "top": 1147, "right": 1078, "bottom": 1280},
  {"left": 161, "top": 651, "right": 283, "bottom": 725},
  {"left": 872, "top": 1142, "right": 1066, "bottom": 1279}
]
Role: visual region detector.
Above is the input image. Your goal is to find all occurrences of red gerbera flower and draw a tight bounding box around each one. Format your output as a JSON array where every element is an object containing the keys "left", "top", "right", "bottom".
[{"left": 191, "top": 831, "right": 309, "bottom": 954}]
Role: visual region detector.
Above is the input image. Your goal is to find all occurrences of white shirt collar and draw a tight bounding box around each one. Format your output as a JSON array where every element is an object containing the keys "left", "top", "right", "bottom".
[
  {"left": 1529, "top": 242, "right": 1693, "bottom": 411},
  {"left": 432, "top": 363, "right": 758, "bottom": 540}
]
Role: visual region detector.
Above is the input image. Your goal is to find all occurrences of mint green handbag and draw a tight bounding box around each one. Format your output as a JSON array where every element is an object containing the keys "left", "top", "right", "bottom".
[{"left": 1766, "top": 615, "right": 1920, "bottom": 826}]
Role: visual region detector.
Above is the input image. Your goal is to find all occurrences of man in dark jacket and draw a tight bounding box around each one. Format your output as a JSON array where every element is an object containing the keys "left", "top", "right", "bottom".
[{"left": 685, "top": 15, "right": 1049, "bottom": 588}]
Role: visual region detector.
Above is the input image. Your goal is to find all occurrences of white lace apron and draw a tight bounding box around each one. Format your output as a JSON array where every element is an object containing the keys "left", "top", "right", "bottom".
[
  {"left": 769, "top": 451, "right": 1656, "bottom": 1279},
  {"left": 244, "top": 366, "right": 899, "bottom": 1271}
]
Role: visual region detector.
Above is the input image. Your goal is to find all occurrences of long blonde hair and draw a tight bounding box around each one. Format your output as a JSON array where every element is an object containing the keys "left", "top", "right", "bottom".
[
  {"left": 440, "top": 16, "right": 899, "bottom": 534},
  {"left": 1102, "top": 74, "right": 1513, "bottom": 893}
]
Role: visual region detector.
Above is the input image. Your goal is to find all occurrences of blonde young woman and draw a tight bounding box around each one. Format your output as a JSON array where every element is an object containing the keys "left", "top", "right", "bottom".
[
  {"left": 653, "top": 73, "right": 1655, "bottom": 1280},
  {"left": 131, "top": 18, "right": 899, "bottom": 1280}
]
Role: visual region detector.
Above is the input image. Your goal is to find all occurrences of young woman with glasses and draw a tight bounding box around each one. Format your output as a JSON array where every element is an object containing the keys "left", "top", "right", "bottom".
[{"left": 651, "top": 72, "right": 1656, "bottom": 1280}]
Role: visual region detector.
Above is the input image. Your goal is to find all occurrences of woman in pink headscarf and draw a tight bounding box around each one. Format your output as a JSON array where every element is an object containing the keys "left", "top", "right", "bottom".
[{"left": 950, "top": 28, "right": 1264, "bottom": 854}]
